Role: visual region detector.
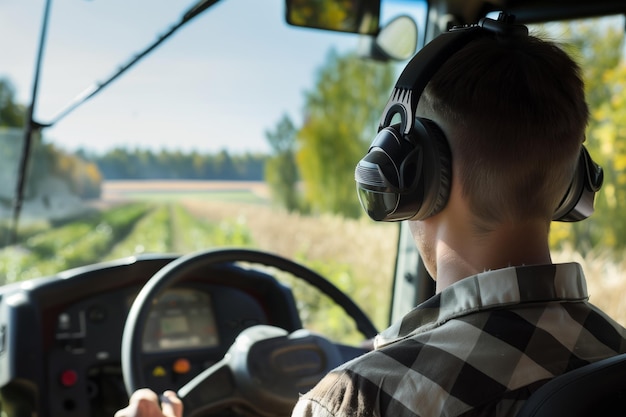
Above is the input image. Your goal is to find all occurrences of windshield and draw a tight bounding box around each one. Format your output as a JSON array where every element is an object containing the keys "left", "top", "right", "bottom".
[
  {"left": 0, "top": 0, "right": 427, "bottom": 342},
  {"left": 2, "top": 1, "right": 626, "bottom": 344}
]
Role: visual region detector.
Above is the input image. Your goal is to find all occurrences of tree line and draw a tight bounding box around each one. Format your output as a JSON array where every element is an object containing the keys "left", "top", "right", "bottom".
[{"left": 87, "top": 148, "right": 266, "bottom": 181}]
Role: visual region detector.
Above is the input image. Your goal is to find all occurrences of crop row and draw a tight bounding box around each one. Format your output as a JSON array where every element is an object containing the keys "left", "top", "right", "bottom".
[
  {"left": 0, "top": 202, "right": 259, "bottom": 284},
  {"left": 0, "top": 201, "right": 370, "bottom": 343}
]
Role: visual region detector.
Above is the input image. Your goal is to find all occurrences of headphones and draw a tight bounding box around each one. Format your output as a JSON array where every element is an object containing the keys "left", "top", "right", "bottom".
[{"left": 355, "top": 13, "right": 604, "bottom": 222}]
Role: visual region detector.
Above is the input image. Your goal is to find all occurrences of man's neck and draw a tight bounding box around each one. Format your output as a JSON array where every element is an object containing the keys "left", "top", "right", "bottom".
[{"left": 434, "top": 219, "right": 552, "bottom": 293}]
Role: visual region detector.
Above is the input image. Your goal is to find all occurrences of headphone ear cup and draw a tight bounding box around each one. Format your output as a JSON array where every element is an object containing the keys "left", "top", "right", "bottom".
[
  {"left": 553, "top": 146, "right": 603, "bottom": 222},
  {"left": 355, "top": 118, "right": 453, "bottom": 221},
  {"left": 412, "top": 118, "right": 452, "bottom": 219}
]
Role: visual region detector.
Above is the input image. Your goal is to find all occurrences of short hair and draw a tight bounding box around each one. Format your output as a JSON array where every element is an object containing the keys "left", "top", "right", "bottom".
[{"left": 421, "top": 33, "right": 589, "bottom": 230}]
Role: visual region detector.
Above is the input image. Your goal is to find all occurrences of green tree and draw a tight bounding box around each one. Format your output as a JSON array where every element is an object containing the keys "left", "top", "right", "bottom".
[
  {"left": 296, "top": 49, "right": 396, "bottom": 218},
  {"left": 545, "top": 18, "right": 626, "bottom": 253},
  {"left": 265, "top": 114, "right": 302, "bottom": 212},
  {"left": 0, "top": 79, "right": 25, "bottom": 127}
]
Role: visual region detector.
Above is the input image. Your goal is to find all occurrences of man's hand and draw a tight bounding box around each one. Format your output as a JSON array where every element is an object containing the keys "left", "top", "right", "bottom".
[{"left": 114, "top": 389, "right": 183, "bottom": 417}]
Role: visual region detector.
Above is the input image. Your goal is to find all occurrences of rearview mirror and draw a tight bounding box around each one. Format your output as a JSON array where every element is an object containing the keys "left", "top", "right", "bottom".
[{"left": 285, "top": 0, "right": 381, "bottom": 35}]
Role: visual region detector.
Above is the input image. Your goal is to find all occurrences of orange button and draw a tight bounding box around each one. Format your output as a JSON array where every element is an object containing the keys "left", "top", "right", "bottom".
[{"left": 173, "top": 358, "right": 191, "bottom": 374}]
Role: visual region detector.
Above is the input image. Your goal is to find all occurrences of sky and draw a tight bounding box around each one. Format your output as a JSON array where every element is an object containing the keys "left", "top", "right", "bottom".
[{"left": 0, "top": 0, "right": 425, "bottom": 155}]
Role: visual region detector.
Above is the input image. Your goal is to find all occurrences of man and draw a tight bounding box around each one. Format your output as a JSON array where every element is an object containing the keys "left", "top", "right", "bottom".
[
  {"left": 292, "top": 24, "right": 626, "bottom": 417},
  {"left": 116, "top": 19, "right": 626, "bottom": 417}
]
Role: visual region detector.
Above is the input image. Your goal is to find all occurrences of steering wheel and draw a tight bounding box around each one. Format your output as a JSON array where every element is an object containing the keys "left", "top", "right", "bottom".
[{"left": 121, "top": 248, "right": 378, "bottom": 417}]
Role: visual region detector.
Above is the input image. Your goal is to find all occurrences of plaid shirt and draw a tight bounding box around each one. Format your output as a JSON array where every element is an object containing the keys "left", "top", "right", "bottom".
[{"left": 292, "top": 263, "right": 626, "bottom": 417}]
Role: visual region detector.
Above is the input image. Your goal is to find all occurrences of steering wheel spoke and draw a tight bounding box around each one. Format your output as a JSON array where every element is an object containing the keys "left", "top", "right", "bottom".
[
  {"left": 179, "top": 325, "right": 345, "bottom": 417},
  {"left": 178, "top": 359, "right": 239, "bottom": 417}
]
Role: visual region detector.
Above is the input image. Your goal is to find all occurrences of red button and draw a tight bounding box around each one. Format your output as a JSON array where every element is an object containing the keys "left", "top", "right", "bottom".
[{"left": 60, "top": 370, "right": 78, "bottom": 387}]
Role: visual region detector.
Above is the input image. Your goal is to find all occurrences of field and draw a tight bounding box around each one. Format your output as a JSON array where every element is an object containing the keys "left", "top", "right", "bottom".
[
  {"left": 101, "top": 180, "right": 271, "bottom": 203},
  {"left": 0, "top": 180, "right": 398, "bottom": 342},
  {"left": 2, "top": 180, "right": 625, "bottom": 340},
  {"left": 100, "top": 181, "right": 398, "bottom": 286}
]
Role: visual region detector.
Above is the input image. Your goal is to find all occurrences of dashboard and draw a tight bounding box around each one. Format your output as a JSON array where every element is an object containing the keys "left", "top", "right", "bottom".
[{"left": 0, "top": 254, "right": 303, "bottom": 417}]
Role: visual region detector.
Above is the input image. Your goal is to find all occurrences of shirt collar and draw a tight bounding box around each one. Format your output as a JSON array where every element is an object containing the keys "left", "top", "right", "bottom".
[{"left": 375, "top": 263, "right": 588, "bottom": 348}]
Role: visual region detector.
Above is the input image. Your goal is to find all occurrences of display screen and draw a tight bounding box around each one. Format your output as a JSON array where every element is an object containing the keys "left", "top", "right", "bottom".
[
  {"left": 141, "top": 288, "right": 220, "bottom": 352},
  {"left": 160, "top": 315, "right": 189, "bottom": 335}
]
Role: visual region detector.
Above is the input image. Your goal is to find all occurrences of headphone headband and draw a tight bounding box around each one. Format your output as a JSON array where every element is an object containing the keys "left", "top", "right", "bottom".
[{"left": 380, "top": 14, "right": 528, "bottom": 135}]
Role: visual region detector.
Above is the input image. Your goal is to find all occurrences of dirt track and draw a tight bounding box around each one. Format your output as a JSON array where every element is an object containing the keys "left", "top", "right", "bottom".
[{"left": 101, "top": 180, "right": 270, "bottom": 201}]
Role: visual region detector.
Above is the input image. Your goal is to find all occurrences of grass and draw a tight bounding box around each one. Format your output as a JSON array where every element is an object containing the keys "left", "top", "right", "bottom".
[
  {"left": 180, "top": 199, "right": 398, "bottom": 341},
  {"left": 2, "top": 180, "right": 626, "bottom": 343},
  {"left": 0, "top": 202, "right": 151, "bottom": 282},
  {"left": 553, "top": 245, "right": 626, "bottom": 326}
]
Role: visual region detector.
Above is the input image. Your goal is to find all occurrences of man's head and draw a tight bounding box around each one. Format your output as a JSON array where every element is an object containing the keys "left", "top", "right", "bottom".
[
  {"left": 419, "top": 33, "right": 589, "bottom": 231},
  {"left": 356, "top": 23, "right": 594, "bottom": 229}
]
